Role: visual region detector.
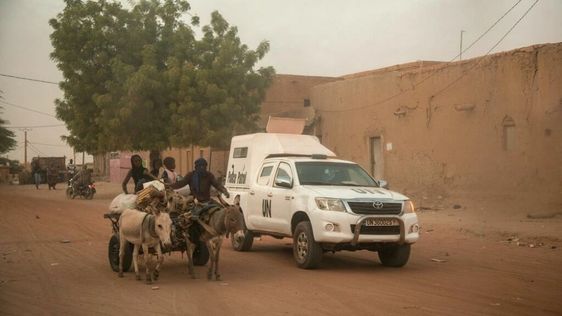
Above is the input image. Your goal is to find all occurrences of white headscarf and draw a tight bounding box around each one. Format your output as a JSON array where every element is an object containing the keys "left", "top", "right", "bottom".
[{"left": 163, "top": 168, "right": 177, "bottom": 184}]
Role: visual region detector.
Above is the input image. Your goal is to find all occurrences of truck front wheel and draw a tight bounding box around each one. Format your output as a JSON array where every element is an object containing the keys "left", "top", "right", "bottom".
[
  {"left": 293, "top": 221, "right": 323, "bottom": 269},
  {"left": 378, "top": 244, "right": 411, "bottom": 267},
  {"left": 231, "top": 229, "right": 254, "bottom": 251}
]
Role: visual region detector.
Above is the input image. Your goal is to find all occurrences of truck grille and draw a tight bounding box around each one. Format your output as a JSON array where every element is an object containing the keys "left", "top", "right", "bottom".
[
  {"left": 350, "top": 224, "right": 400, "bottom": 235},
  {"left": 347, "top": 201, "right": 402, "bottom": 215}
]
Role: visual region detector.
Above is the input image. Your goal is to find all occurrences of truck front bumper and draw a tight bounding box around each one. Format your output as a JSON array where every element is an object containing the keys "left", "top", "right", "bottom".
[{"left": 309, "top": 211, "right": 419, "bottom": 245}]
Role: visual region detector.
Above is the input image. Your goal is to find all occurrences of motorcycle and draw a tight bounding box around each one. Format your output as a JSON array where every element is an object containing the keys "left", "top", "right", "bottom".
[{"left": 66, "top": 178, "right": 96, "bottom": 200}]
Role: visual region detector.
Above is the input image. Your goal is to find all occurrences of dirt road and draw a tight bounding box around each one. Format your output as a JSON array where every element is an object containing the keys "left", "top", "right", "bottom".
[{"left": 1, "top": 183, "right": 561, "bottom": 316}]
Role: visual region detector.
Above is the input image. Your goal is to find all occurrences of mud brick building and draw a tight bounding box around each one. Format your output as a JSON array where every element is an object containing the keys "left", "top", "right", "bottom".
[{"left": 97, "top": 43, "right": 562, "bottom": 206}]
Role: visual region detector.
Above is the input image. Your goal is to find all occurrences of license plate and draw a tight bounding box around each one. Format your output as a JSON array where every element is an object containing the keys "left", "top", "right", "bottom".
[{"left": 364, "top": 218, "right": 399, "bottom": 226}]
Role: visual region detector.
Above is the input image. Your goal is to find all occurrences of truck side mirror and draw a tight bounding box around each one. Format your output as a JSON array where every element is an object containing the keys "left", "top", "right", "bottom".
[
  {"left": 275, "top": 178, "right": 293, "bottom": 189},
  {"left": 378, "top": 180, "right": 389, "bottom": 189}
]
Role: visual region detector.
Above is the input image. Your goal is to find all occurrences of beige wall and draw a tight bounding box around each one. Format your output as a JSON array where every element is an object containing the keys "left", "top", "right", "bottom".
[
  {"left": 259, "top": 74, "right": 339, "bottom": 128},
  {"left": 160, "top": 146, "right": 228, "bottom": 179},
  {"left": 312, "top": 43, "right": 562, "bottom": 204}
]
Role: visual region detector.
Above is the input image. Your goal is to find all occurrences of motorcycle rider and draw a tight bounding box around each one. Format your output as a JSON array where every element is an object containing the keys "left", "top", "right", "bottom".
[
  {"left": 169, "top": 158, "right": 229, "bottom": 220},
  {"left": 71, "top": 165, "right": 92, "bottom": 197},
  {"left": 67, "top": 159, "right": 77, "bottom": 180}
]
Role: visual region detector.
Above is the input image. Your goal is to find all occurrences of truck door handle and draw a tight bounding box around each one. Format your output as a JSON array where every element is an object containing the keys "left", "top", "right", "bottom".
[
  {"left": 249, "top": 191, "right": 255, "bottom": 195},
  {"left": 267, "top": 193, "right": 273, "bottom": 197}
]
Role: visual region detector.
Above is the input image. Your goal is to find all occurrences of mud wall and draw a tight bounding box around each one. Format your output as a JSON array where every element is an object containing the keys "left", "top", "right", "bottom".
[
  {"left": 160, "top": 146, "right": 228, "bottom": 179},
  {"left": 259, "top": 74, "right": 340, "bottom": 127},
  {"left": 312, "top": 44, "right": 562, "bottom": 203}
]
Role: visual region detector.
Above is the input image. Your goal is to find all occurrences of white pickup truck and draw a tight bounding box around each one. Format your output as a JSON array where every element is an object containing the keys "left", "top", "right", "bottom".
[{"left": 224, "top": 133, "right": 419, "bottom": 269}]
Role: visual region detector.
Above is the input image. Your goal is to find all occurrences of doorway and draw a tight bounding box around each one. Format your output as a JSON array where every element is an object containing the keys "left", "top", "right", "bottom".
[{"left": 369, "top": 137, "right": 383, "bottom": 179}]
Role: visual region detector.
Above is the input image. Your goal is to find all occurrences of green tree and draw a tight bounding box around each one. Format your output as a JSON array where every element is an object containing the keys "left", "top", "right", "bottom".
[
  {"left": 50, "top": 0, "right": 274, "bottom": 153},
  {"left": 0, "top": 157, "right": 22, "bottom": 173},
  {"left": 0, "top": 107, "right": 17, "bottom": 155},
  {"left": 169, "top": 11, "right": 274, "bottom": 148}
]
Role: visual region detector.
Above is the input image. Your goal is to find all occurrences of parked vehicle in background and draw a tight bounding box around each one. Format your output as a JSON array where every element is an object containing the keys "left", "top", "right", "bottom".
[
  {"left": 224, "top": 133, "right": 419, "bottom": 269},
  {"left": 29, "top": 156, "right": 67, "bottom": 184}
]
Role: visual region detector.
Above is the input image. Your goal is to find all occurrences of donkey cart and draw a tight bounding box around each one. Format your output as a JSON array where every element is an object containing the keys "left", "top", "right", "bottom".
[{"left": 103, "top": 212, "right": 210, "bottom": 272}]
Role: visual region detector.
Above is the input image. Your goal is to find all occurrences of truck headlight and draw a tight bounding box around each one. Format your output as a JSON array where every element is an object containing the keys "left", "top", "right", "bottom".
[
  {"left": 315, "top": 198, "right": 346, "bottom": 212},
  {"left": 402, "top": 200, "right": 415, "bottom": 213}
]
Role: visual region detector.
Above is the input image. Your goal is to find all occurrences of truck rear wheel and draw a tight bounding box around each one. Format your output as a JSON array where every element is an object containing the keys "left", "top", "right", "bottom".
[
  {"left": 293, "top": 221, "right": 322, "bottom": 269},
  {"left": 378, "top": 244, "right": 411, "bottom": 267}
]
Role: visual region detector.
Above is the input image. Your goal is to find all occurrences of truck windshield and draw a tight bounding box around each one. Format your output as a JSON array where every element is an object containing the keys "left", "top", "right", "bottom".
[{"left": 295, "top": 161, "right": 378, "bottom": 187}]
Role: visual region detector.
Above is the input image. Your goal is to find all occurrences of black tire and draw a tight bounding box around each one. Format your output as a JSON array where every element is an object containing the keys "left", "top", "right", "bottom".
[
  {"left": 192, "top": 241, "right": 209, "bottom": 266},
  {"left": 108, "top": 235, "right": 133, "bottom": 272},
  {"left": 231, "top": 218, "right": 254, "bottom": 251},
  {"left": 293, "top": 221, "right": 323, "bottom": 269},
  {"left": 85, "top": 188, "right": 94, "bottom": 200},
  {"left": 378, "top": 244, "right": 411, "bottom": 267},
  {"left": 65, "top": 187, "right": 73, "bottom": 199}
]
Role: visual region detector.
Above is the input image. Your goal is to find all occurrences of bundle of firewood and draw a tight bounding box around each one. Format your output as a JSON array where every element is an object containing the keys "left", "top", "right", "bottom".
[
  {"left": 136, "top": 185, "right": 159, "bottom": 204},
  {"left": 177, "top": 211, "right": 193, "bottom": 229},
  {"left": 136, "top": 185, "right": 167, "bottom": 214}
]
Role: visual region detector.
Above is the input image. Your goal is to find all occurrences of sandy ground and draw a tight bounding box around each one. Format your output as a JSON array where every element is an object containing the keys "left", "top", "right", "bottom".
[{"left": 1, "top": 182, "right": 561, "bottom": 316}]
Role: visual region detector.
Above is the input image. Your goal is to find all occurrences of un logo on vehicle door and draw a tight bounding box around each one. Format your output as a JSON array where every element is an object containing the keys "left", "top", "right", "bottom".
[
  {"left": 262, "top": 199, "right": 272, "bottom": 217},
  {"left": 373, "top": 201, "right": 384, "bottom": 209}
]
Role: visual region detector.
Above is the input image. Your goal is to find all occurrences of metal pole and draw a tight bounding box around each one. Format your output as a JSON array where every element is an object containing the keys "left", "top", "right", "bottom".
[
  {"left": 24, "top": 130, "right": 28, "bottom": 167},
  {"left": 460, "top": 30, "right": 465, "bottom": 61},
  {"left": 20, "top": 128, "right": 31, "bottom": 167}
]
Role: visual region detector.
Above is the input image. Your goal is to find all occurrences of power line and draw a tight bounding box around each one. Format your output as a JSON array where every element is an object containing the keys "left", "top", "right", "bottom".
[
  {"left": 0, "top": 73, "right": 59, "bottom": 85},
  {"left": 319, "top": 0, "right": 528, "bottom": 113},
  {"left": 5, "top": 124, "right": 65, "bottom": 129},
  {"left": 432, "top": 0, "right": 539, "bottom": 98},
  {"left": 28, "top": 141, "right": 68, "bottom": 148},
  {"left": 27, "top": 143, "right": 45, "bottom": 156},
  {"left": 485, "top": 0, "right": 539, "bottom": 57},
  {"left": 0, "top": 100, "right": 58, "bottom": 118},
  {"left": 453, "top": 0, "right": 523, "bottom": 62}
]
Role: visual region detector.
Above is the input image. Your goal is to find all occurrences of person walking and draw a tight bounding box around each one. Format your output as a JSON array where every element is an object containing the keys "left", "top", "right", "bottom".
[
  {"left": 47, "top": 164, "right": 58, "bottom": 190},
  {"left": 31, "top": 161, "right": 41, "bottom": 190}
]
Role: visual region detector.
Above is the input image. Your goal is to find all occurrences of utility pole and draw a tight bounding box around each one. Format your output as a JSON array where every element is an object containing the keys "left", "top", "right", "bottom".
[
  {"left": 19, "top": 128, "right": 31, "bottom": 167},
  {"left": 460, "top": 30, "right": 465, "bottom": 61}
]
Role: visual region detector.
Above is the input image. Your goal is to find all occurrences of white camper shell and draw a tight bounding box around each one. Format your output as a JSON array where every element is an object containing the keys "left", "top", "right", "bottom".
[
  {"left": 226, "top": 133, "right": 335, "bottom": 190},
  {"left": 225, "top": 133, "right": 419, "bottom": 269}
]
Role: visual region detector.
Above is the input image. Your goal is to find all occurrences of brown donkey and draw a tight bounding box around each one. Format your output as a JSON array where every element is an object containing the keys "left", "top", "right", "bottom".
[{"left": 183, "top": 195, "right": 245, "bottom": 281}]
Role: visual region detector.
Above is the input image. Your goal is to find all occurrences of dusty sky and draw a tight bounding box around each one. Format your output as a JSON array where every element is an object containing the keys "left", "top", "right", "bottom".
[{"left": 1, "top": 0, "right": 561, "bottom": 164}]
